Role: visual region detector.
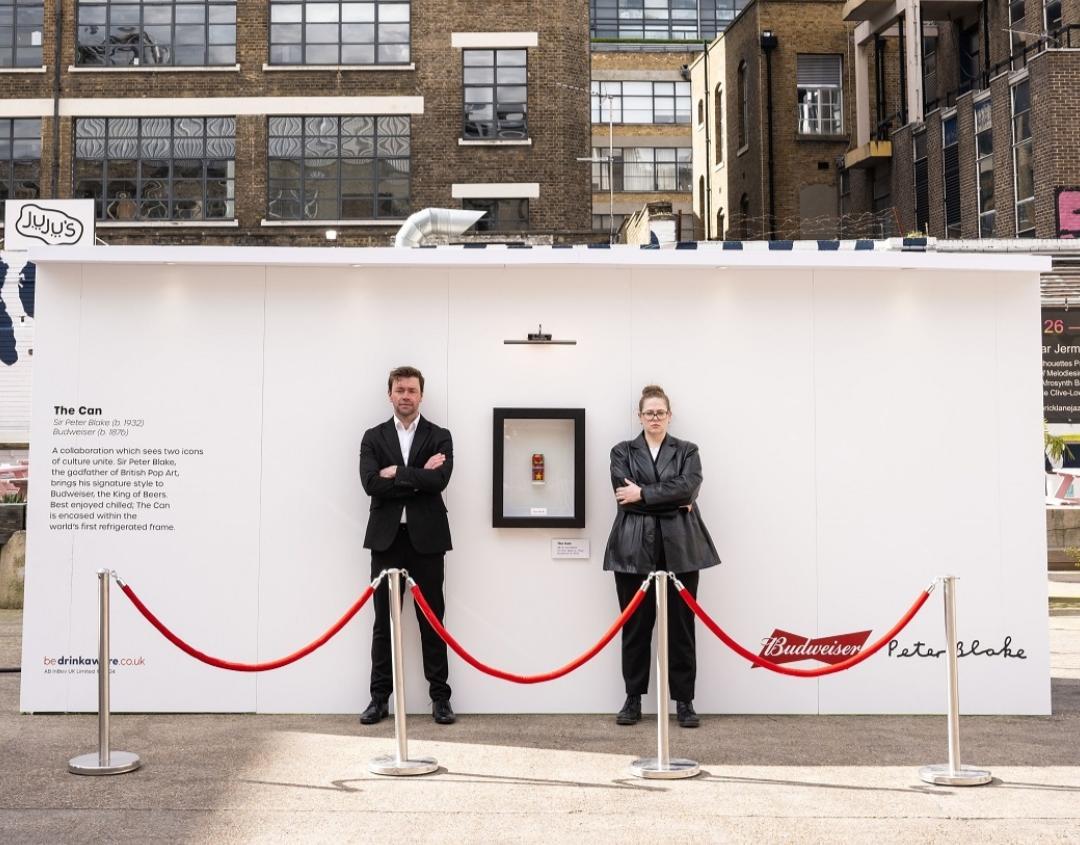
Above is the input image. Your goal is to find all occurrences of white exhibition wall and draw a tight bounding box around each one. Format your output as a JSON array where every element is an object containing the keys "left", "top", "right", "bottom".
[{"left": 20, "top": 247, "right": 1051, "bottom": 714}]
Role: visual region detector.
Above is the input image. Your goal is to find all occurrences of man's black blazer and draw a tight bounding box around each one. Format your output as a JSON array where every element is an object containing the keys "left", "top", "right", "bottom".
[{"left": 359, "top": 416, "right": 453, "bottom": 554}]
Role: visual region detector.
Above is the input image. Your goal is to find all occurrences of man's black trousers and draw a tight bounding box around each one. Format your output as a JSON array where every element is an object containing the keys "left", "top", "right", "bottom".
[
  {"left": 369, "top": 524, "right": 451, "bottom": 703},
  {"left": 613, "top": 569, "right": 699, "bottom": 702}
]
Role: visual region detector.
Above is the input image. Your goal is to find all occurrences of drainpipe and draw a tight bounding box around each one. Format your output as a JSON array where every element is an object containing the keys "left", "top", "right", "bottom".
[
  {"left": 699, "top": 51, "right": 711, "bottom": 240},
  {"left": 981, "top": 0, "right": 990, "bottom": 88},
  {"left": 760, "top": 30, "right": 778, "bottom": 240},
  {"left": 898, "top": 13, "right": 907, "bottom": 125},
  {"left": 51, "top": 0, "right": 62, "bottom": 197}
]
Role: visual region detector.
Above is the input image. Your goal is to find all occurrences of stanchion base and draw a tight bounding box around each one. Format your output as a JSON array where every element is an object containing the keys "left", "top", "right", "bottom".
[
  {"left": 68, "top": 751, "right": 141, "bottom": 776},
  {"left": 918, "top": 764, "right": 993, "bottom": 786},
  {"left": 629, "top": 757, "right": 700, "bottom": 780},
  {"left": 368, "top": 755, "right": 439, "bottom": 777}
]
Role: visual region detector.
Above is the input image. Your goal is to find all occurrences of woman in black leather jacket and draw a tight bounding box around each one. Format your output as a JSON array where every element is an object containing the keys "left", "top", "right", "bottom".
[{"left": 603, "top": 385, "right": 720, "bottom": 728}]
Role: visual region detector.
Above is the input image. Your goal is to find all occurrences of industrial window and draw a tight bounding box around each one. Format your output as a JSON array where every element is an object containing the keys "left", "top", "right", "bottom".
[
  {"left": 974, "top": 98, "right": 994, "bottom": 238},
  {"left": 1011, "top": 79, "right": 1034, "bottom": 237},
  {"left": 0, "top": 118, "right": 40, "bottom": 201},
  {"left": 958, "top": 24, "right": 979, "bottom": 94},
  {"left": 1045, "top": 0, "right": 1062, "bottom": 33},
  {"left": 591, "top": 81, "right": 691, "bottom": 125},
  {"left": 796, "top": 54, "right": 842, "bottom": 135},
  {"left": 588, "top": 0, "right": 742, "bottom": 41},
  {"left": 922, "top": 31, "right": 937, "bottom": 107},
  {"left": 463, "top": 49, "right": 527, "bottom": 140},
  {"left": 267, "top": 115, "right": 409, "bottom": 220},
  {"left": 913, "top": 129, "right": 928, "bottom": 234},
  {"left": 0, "top": 0, "right": 43, "bottom": 67},
  {"left": 73, "top": 116, "right": 235, "bottom": 221},
  {"left": 268, "top": 0, "right": 409, "bottom": 65},
  {"left": 714, "top": 86, "right": 723, "bottom": 163},
  {"left": 716, "top": 209, "right": 724, "bottom": 240},
  {"left": 1009, "top": 0, "right": 1025, "bottom": 54},
  {"left": 591, "top": 146, "right": 692, "bottom": 192},
  {"left": 942, "top": 114, "right": 960, "bottom": 238},
  {"left": 75, "top": 0, "right": 237, "bottom": 66},
  {"left": 737, "top": 61, "right": 747, "bottom": 148},
  {"left": 591, "top": 213, "right": 626, "bottom": 232},
  {"left": 462, "top": 197, "right": 529, "bottom": 232}
]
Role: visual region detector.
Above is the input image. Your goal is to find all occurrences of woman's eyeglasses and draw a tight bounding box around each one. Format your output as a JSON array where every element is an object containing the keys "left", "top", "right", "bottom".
[{"left": 640, "top": 410, "right": 670, "bottom": 420}]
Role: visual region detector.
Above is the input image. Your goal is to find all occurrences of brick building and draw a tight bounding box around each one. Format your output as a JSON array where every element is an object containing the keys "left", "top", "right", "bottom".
[
  {"left": 588, "top": 0, "right": 745, "bottom": 240},
  {"left": 0, "top": 0, "right": 592, "bottom": 245},
  {"left": 691, "top": 0, "right": 881, "bottom": 240},
  {"left": 843, "top": 0, "right": 1080, "bottom": 240}
]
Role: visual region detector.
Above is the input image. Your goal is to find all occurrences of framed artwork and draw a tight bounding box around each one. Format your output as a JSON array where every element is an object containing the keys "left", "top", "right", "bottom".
[{"left": 492, "top": 408, "right": 585, "bottom": 528}]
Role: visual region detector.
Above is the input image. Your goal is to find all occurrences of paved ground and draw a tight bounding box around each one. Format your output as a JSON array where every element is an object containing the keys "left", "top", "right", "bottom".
[{"left": 1, "top": 577, "right": 1079, "bottom": 844}]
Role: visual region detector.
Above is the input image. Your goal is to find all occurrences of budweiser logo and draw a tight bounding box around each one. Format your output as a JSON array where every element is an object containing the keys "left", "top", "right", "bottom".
[{"left": 757, "top": 629, "right": 872, "bottom": 666}]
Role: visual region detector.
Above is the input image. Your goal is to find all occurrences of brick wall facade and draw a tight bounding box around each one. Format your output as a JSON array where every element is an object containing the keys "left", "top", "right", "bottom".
[
  {"left": 885, "top": 0, "right": 1080, "bottom": 240},
  {"left": 3, "top": 0, "right": 593, "bottom": 245}
]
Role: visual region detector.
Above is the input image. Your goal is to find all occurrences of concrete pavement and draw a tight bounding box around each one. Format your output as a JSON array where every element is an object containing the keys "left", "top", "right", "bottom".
[{"left": 1, "top": 578, "right": 1079, "bottom": 843}]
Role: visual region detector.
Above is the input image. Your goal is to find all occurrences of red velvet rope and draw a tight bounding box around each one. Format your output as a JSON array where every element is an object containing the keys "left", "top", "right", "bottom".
[
  {"left": 676, "top": 583, "right": 932, "bottom": 677},
  {"left": 411, "top": 578, "right": 651, "bottom": 684},
  {"left": 119, "top": 582, "right": 376, "bottom": 672}
]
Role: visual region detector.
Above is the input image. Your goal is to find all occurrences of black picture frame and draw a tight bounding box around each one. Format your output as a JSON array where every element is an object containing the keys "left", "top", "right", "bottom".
[{"left": 493, "top": 408, "right": 585, "bottom": 528}]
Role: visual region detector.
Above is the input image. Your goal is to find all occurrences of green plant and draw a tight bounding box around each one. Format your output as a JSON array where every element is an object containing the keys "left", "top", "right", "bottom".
[
  {"left": 1045, "top": 420, "right": 1074, "bottom": 464},
  {"left": 0, "top": 492, "right": 24, "bottom": 504},
  {"left": 1065, "top": 547, "right": 1080, "bottom": 569}
]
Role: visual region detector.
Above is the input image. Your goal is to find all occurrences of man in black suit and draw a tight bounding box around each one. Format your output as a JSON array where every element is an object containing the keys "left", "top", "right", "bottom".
[{"left": 358, "top": 366, "right": 456, "bottom": 725}]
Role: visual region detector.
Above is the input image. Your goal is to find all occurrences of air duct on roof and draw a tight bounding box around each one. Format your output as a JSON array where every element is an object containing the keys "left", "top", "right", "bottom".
[{"left": 394, "top": 208, "right": 485, "bottom": 248}]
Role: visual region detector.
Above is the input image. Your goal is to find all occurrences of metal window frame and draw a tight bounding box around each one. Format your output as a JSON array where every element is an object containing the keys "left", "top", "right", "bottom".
[
  {"left": 0, "top": 117, "right": 42, "bottom": 201},
  {"left": 737, "top": 61, "right": 748, "bottom": 148},
  {"left": 941, "top": 112, "right": 961, "bottom": 238},
  {"left": 1010, "top": 78, "right": 1035, "bottom": 237},
  {"left": 74, "top": 0, "right": 237, "bottom": 67},
  {"left": 0, "top": 0, "right": 45, "bottom": 68},
  {"left": 590, "top": 80, "right": 692, "bottom": 126},
  {"left": 1044, "top": 0, "right": 1062, "bottom": 36},
  {"left": 72, "top": 116, "right": 236, "bottom": 221},
  {"left": 591, "top": 145, "right": 691, "bottom": 192},
  {"left": 266, "top": 0, "right": 411, "bottom": 66},
  {"left": 588, "top": 0, "right": 737, "bottom": 41},
  {"left": 461, "top": 48, "right": 528, "bottom": 140},
  {"left": 265, "top": 114, "right": 411, "bottom": 221},
  {"left": 714, "top": 84, "right": 723, "bottom": 162},
  {"left": 461, "top": 197, "right": 530, "bottom": 232},
  {"left": 973, "top": 96, "right": 994, "bottom": 238},
  {"left": 913, "top": 127, "right": 929, "bottom": 234},
  {"left": 795, "top": 54, "right": 843, "bottom": 135}
]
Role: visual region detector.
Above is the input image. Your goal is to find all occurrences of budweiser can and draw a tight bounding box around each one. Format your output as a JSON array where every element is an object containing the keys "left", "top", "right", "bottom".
[{"left": 531, "top": 453, "right": 545, "bottom": 483}]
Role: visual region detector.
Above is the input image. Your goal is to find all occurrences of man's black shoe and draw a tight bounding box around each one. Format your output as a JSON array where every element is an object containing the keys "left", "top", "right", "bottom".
[
  {"left": 359, "top": 698, "right": 389, "bottom": 725},
  {"left": 676, "top": 700, "right": 700, "bottom": 728},
  {"left": 433, "top": 699, "right": 456, "bottom": 724},
  {"left": 616, "top": 694, "right": 642, "bottom": 725}
]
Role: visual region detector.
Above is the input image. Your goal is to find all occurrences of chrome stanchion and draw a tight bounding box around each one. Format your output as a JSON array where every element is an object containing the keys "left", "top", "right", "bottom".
[
  {"left": 919, "top": 575, "right": 992, "bottom": 786},
  {"left": 69, "top": 569, "right": 141, "bottom": 776},
  {"left": 368, "top": 568, "right": 438, "bottom": 777},
  {"left": 630, "top": 573, "right": 699, "bottom": 779}
]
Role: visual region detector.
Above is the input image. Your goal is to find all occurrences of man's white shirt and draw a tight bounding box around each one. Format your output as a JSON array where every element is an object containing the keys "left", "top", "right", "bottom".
[{"left": 395, "top": 415, "right": 419, "bottom": 523}]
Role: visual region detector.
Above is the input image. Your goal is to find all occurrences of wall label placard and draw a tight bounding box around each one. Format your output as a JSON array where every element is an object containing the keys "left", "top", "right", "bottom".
[{"left": 551, "top": 539, "right": 590, "bottom": 559}]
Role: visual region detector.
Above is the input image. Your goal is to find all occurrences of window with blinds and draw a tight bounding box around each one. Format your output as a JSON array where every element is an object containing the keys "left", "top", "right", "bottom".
[
  {"left": 913, "top": 129, "right": 928, "bottom": 234},
  {"left": 796, "top": 54, "right": 842, "bottom": 135},
  {"left": 942, "top": 114, "right": 960, "bottom": 238}
]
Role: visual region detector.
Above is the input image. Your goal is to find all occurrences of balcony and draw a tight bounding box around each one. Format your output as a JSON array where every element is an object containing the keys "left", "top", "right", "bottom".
[
  {"left": 843, "top": 0, "right": 980, "bottom": 23},
  {"left": 842, "top": 0, "right": 894, "bottom": 22},
  {"left": 844, "top": 140, "right": 892, "bottom": 170},
  {"left": 920, "top": 0, "right": 982, "bottom": 19}
]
